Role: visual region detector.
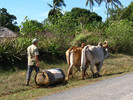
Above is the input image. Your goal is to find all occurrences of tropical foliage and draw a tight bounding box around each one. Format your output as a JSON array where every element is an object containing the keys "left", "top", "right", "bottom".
[
  {"left": 0, "top": 8, "right": 19, "bottom": 32},
  {"left": 108, "top": 6, "right": 124, "bottom": 21},
  {"left": 70, "top": 7, "right": 102, "bottom": 26},
  {"left": 105, "top": 19, "right": 133, "bottom": 53},
  {"left": 0, "top": 1, "right": 133, "bottom": 70},
  {"left": 47, "top": 0, "right": 66, "bottom": 23},
  {"left": 19, "top": 16, "right": 44, "bottom": 36},
  {"left": 121, "top": 1, "right": 133, "bottom": 21}
]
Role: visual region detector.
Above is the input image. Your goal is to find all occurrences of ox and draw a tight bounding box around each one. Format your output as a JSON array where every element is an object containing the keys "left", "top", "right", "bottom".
[
  {"left": 81, "top": 41, "right": 109, "bottom": 80},
  {"left": 66, "top": 43, "right": 85, "bottom": 80}
]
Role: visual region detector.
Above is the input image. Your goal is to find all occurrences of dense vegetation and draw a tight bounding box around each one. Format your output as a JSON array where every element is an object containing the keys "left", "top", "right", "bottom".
[
  {"left": 0, "top": 8, "right": 19, "bottom": 32},
  {"left": 0, "top": 1, "right": 133, "bottom": 71}
]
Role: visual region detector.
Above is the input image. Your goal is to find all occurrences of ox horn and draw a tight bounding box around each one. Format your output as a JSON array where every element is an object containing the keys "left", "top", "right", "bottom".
[
  {"left": 103, "top": 40, "right": 108, "bottom": 48},
  {"left": 98, "top": 41, "right": 102, "bottom": 47},
  {"left": 81, "top": 43, "right": 85, "bottom": 48}
]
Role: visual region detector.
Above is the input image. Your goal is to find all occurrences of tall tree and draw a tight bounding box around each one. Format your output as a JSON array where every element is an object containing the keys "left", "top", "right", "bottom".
[
  {"left": 86, "top": 0, "right": 101, "bottom": 12},
  {"left": 86, "top": 0, "right": 122, "bottom": 21},
  {"left": 0, "top": 8, "right": 19, "bottom": 32},
  {"left": 121, "top": 1, "right": 133, "bottom": 21},
  {"left": 47, "top": 0, "right": 66, "bottom": 17},
  {"left": 20, "top": 16, "right": 44, "bottom": 36},
  {"left": 99, "top": 0, "right": 122, "bottom": 21},
  {"left": 108, "top": 6, "right": 124, "bottom": 21},
  {"left": 71, "top": 7, "right": 102, "bottom": 23}
]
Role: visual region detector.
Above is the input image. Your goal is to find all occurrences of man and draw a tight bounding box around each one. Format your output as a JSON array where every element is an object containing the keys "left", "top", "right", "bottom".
[{"left": 26, "top": 38, "right": 39, "bottom": 86}]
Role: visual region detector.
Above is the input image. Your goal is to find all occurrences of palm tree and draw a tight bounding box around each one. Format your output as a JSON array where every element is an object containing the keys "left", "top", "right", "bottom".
[
  {"left": 53, "top": 0, "right": 66, "bottom": 8},
  {"left": 47, "top": 0, "right": 66, "bottom": 24},
  {"left": 86, "top": 0, "right": 101, "bottom": 12},
  {"left": 47, "top": 0, "right": 66, "bottom": 17},
  {"left": 99, "top": 0, "right": 122, "bottom": 8},
  {"left": 86, "top": 0, "right": 122, "bottom": 21},
  {"left": 99, "top": 0, "right": 122, "bottom": 21}
]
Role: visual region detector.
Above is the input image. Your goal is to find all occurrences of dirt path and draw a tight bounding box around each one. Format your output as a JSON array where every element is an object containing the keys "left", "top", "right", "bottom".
[{"left": 37, "top": 72, "right": 133, "bottom": 100}]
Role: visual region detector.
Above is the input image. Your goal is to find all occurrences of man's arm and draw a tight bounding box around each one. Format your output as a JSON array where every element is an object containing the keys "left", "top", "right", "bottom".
[{"left": 35, "top": 55, "right": 39, "bottom": 67}]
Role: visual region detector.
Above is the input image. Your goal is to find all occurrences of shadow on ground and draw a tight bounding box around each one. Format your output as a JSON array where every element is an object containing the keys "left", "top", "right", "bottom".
[{"left": 103, "top": 71, "right": 129, "bottom": 77}]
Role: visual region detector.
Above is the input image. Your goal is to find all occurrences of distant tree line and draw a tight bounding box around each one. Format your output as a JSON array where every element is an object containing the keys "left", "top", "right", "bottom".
[
  {"left": 0, "top": 1, "right": 133, "bottom": 68},
  {"left": 0, "top": 8, "right": 19, "bottom": 32}
]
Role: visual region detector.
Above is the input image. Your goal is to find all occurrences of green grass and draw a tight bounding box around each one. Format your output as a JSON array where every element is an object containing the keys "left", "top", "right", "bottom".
[{"left": 0, "top": 54, "right": 133, "bottom": 100}]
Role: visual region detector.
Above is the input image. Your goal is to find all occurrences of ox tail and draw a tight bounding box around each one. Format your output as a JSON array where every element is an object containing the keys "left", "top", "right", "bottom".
[
  {"left": 81, "top": 47, "right": 87, "bottom": 71},
  {"left": 81, "top": 46, "right": 87, "bottom": 79},
  {"left": 66, "top": 48, "right": 73, "bottom": 68},
  {"left": 66, "top": 50, "right": 70, "bottom": 67}
]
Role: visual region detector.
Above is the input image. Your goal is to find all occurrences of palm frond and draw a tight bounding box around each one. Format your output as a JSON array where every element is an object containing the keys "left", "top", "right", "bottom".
[
  {"left": 112, "top": 1, "right": 117, "bottom": 7},
  {"left": 53, "top": 1, "right": 58, "bottom": 10},
  {"left": 86, "top": 0, "right": 89, "bottom": 6},
  {"left": 53, "top": 0, "right": 66, "bottom": 7},
  {"left": 113, "top": 0, "right": 122, "bottom": 6},
  {"left": 63, "top": 3, "right": 66, "bottom": 7},
  {"left": 98, "top": 0, "right": 104, "bottom": 5},
  {"left": 47, "top": 3, "right": 53, "bottom": 8},
  {"left": 86, "top": 0, "right": 94, "bottom": 8},
  {"left": 60, "top": 0, "right": 66, "bottom": 7},
  {"left": 95, "top": 0, "right": 100, "bottom": 5}
]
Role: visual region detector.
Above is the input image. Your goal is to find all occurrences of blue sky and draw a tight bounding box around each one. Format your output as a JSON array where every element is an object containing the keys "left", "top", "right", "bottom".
[{"left": 0, "top": 0, "right": 132, "bottom": 25}]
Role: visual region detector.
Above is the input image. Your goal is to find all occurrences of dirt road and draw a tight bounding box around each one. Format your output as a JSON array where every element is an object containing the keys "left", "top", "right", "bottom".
[{"left": 37, "top": 72, "right": 133, "bottom": 100}]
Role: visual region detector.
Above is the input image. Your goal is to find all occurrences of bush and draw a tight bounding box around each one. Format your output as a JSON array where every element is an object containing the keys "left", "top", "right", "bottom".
[
  {"left": 105, "top": 20, "right": 133, "bottom": 53},
  {"left": 72, "top": 32, "right": 105, "bottom": 46},
  {"left": 48, "top": 13, "right": 79, "bottom": 37},
  {"left": 0, "top": 38, "right": 27, "bottom": 69},
  {"left": 19, "top": 16, "right": 44, "bottom": 37}
]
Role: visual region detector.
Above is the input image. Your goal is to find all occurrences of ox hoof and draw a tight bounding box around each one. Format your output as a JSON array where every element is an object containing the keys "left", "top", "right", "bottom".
[
  {"left": 98, "top": 74, "right": 102, "bottom": 77},
  {"left": 93, "top": 73, "right": 102, "bottom": 78},
  {"left": 81, "top": 77, "right": 85, "bottom": 80},
  {"left": 65, "top": 77, "right": 69, "bottom": 81},
  {"left": 96, "top": 73, "right": 102, "bottom": 77},
  {"left": 82, "top": 78, "right": 85, "bottom": 80},
  {"left": 93, "top": 74, "right": 97, "bottom": 78}
]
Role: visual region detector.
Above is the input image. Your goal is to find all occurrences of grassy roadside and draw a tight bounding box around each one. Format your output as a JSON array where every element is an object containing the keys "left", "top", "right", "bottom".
[{"left": 0, "top": 54, "right": 133, "bottom": 100}]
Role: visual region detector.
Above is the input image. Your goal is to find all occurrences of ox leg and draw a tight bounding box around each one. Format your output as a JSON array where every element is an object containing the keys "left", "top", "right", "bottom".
[
  {"left": 66, "top": 65, "right": 73, "bottom": 81},
  {"left": 96, "top": 63, "right": 103, "bottom": 77},
  {"left": 81, "top": 65, "right": 86, "bottom": 80},
  {"left": 90, "top": 64, "right": 95, "bottom": 78},
  {"left": 81, "top": 62, "right": 89, "bottom": 80},
  {"left": 81, "top": 70, "right": 85, "bottom": 80},
  {"left": 76, "top": 65, "right": 81, "bottom": 72},
  {"left": 70, "top": 65, "right": 80, "bottom": 79},
  {"left": 85, "top": 62, "right": 89, "bottom": 78}
]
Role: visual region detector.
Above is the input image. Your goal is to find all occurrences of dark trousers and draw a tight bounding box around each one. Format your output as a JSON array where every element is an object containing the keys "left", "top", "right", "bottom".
[{"left": 26, "top": 65, "right": 39, "bottom": 84}]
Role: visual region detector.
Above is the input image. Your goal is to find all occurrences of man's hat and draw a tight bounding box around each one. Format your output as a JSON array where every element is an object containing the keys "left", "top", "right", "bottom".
[{"left": 32, "top": 39, "right": 38, "bottom": 44}]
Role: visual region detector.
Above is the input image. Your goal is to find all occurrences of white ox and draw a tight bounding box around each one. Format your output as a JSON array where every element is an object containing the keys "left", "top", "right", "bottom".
[
  {"left": 66, "top": 43, "right": 85, "bottom": 80},
  {"left": 81, "top": 41, "right": 109, "bottom": 80}
]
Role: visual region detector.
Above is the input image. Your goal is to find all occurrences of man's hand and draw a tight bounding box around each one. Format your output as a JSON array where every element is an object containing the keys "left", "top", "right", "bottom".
[
  {"left": 36, "top": 62, "right": 39, "bottom": 67},
  {"left": 35, "top": 55, "right": 39, "bottom": 67}
]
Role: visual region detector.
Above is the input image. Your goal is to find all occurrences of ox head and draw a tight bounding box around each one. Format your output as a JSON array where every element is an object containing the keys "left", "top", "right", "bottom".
[
  {"left": 98, "top": 41, "right": 109, "bottom": 58},
  {"left": 103, "top": 40, "right": 109, "bottom": 58}
]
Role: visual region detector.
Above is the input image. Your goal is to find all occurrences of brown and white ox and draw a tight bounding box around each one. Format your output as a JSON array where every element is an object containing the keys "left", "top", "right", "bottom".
[
  {"left": 81, "top": 41, "right": 109, "bottom": 80},
  {"left": 66, "top": 43, "right": 85, "bottom": 80}
]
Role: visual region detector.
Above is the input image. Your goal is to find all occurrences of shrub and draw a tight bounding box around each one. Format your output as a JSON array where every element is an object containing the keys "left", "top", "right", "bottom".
[
  {"left": 105, "top": 20, "right": 133, "bottom": 53},
  {"left": 19, "top": 16, "right": 44, "bottom": 37},
  {"left": 72, "top": 32, "right": 104, "bottom": 46},
  {"left": 48, "top": 12, "right": 79, "bottom": 37},
  {"left": 0, "top": 38, "right": 27, "bottom": 69}
]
